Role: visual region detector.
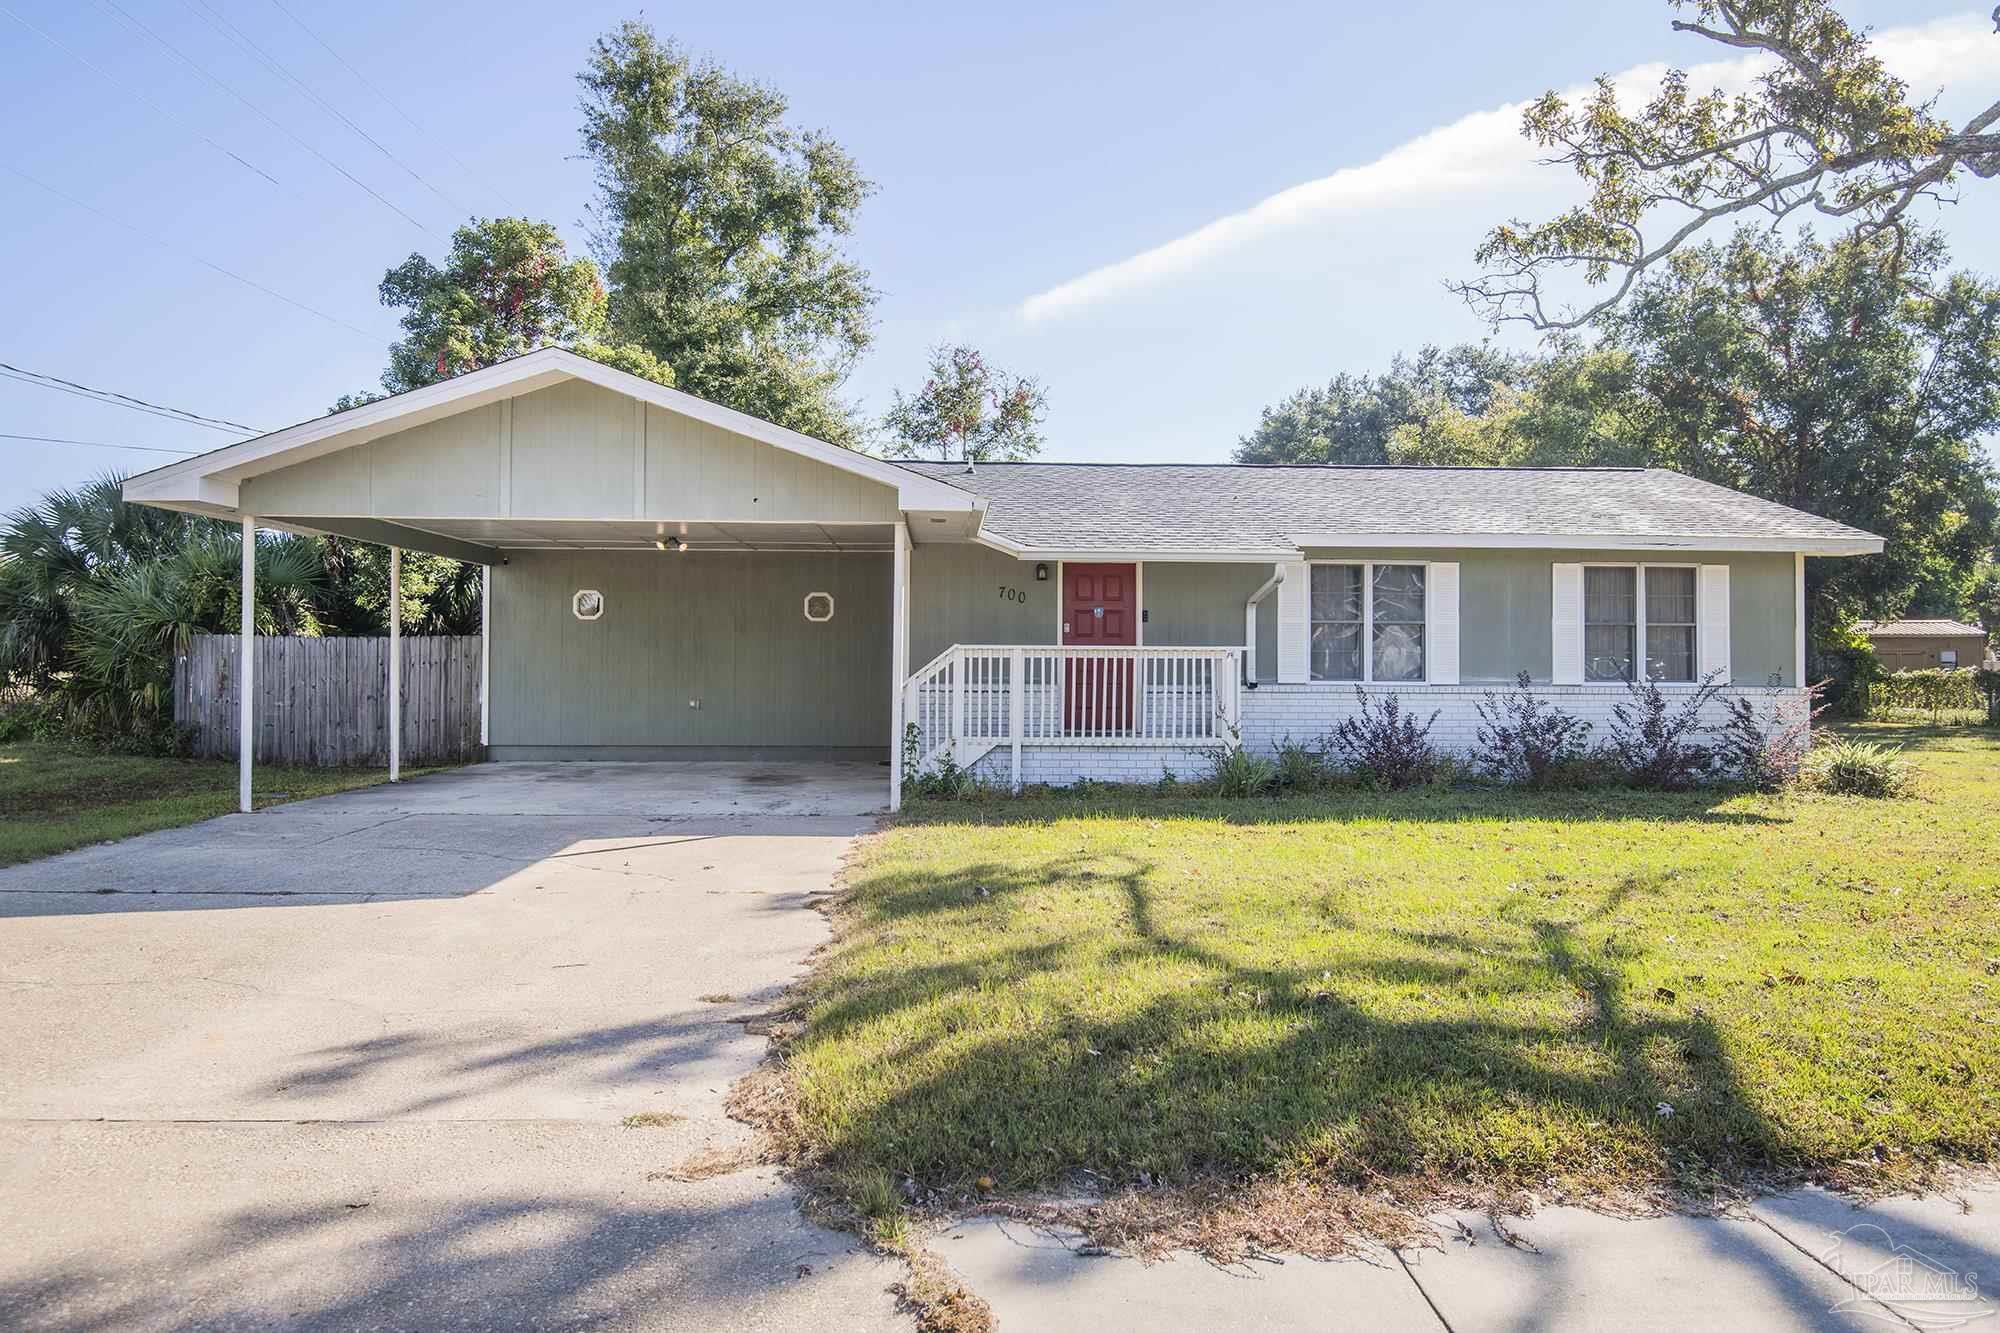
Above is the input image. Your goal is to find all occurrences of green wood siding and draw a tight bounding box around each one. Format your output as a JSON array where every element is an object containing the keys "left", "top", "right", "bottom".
[
  {"left": 239, "top": 380, "right": 896, "bottom": 523},
  {"left": 490, "top": 550, "right": 889, "bottom": 751},
  {"left": 1299, "top": 547, "right": 1799, "bottom": 685},
  {"left": 908, "top": 543, "right": 1055, "bottom": 667},
  {"left": 1142, "top": 563, "right": 1268, "bottom": 647}
]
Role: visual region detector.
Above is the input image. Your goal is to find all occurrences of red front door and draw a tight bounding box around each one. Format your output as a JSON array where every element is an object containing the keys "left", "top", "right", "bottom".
[{"left": 1063, "top": 563, "right": 1137, "bottom": 733}]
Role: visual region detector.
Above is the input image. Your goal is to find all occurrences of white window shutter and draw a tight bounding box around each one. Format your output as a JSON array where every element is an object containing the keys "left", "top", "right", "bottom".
[
  {"left": 1551, "top": 563, "right": 1584, "bottom": 684},
  {"left": 1428, "top": 562, "right": 1459, "bottom": 684},
  {"left": 1276, "top": 560, "right": 1309, "bottom": 683},
  {"left": 1699, "top": 564, "right": 1732, "bottom": 683}
]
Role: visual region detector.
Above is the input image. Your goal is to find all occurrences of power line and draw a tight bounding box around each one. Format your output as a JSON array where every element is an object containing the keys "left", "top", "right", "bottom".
[
  {"left": 4, "top": 163, "right": 384, "bottom": 343},
  {"left": 264, "top": 0, "right": 521, "bottom": 216},
  {"left": 99, "top": 0, "right": 434, "bottom": 236},
  {"left": 0, "top": 2, "right": 288, "bottom": 194},
  {"left": 0, "top": 362, "right": 261, "bottom": 435},
  {"left": 0, "top": 432, "right": 204, "bottom": 456},
  {"left": 179, "top": 0, "right": 470, "bottom": 219}
]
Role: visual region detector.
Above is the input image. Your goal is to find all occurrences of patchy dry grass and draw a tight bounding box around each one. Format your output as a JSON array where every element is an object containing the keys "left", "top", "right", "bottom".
[
  {"left": 0, "top": 742, "right": 447, "bottom": 867},
  {"left": 620, "top": 1111, "right": 686, "bottom": 1129},
  {"left": 771, "top": 722, "right": 2000, "bottom": 1235}
]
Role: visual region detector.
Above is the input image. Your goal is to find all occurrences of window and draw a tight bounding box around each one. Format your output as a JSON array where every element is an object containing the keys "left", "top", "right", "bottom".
[
  {"left": 1644, "top": 567, "right": 1696, "bottom": 682},
  {"left": 572, "top": 589, "right": 605, "bottom": 622},
  {"left": 1940, "top": 649, "right": 1958, "bottom": 669},
  {"left": 1584, "top": 568, "right": 1635, "bottom": 681},
  {"left": 1372, "top": 564, "right": 1426, "bottom": 681},
  {"left": 1585, "top": 565, "right": 1698, "bottom": 684},
  {"left": 802, "top": 591, "right": 835, "bottom": 623},
  {"left": 1310, "top": 564, "right": 1363, "bottom": 680},
  {"left": 1310, "top": 563, "right": 1425, "bottom": 682}
]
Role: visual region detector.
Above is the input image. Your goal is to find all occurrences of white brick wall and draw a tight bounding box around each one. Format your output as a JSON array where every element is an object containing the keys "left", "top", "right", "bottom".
[
  {"left": 1240, "top": 682, "right": 1808, "bottom": 758},
  {"left": 944, "top": 683, "right": 1810, "bottom": 789},
  {"left": 969, "top": 744, "right": 1214, "bottom": 787}
]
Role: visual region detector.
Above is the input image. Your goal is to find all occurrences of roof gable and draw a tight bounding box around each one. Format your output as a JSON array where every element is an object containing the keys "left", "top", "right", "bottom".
[{"left": 124, "top": 347, "right": 977, "bottom": 518}]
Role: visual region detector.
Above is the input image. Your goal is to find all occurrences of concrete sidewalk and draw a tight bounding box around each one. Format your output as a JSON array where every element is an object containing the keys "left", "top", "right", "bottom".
[{"left": 934, "top": 1183, "right": 2000, "bottom": 1331}]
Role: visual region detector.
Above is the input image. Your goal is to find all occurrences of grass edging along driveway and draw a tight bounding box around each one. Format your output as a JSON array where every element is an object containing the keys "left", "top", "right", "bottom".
[
  {"left": 761, "top": 724, "right": 1998, "bottom": 1238},
  {"left": 0, "top": 742, "right": 446, "bottom": 868}
]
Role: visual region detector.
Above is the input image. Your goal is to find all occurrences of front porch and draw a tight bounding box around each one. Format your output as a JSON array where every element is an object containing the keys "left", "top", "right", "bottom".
[{"left": 900, "top": 645, "right": 1245, "bottom": 791}]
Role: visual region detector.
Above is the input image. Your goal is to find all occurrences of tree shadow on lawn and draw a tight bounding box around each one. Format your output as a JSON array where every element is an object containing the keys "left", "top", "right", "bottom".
[{"left": 797, "top": 846, "right": 1805, "bottom": 1211}]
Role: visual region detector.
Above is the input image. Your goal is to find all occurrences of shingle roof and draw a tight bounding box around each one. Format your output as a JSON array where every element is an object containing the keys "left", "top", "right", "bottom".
[
  {"left": 1856, "top": 619, "right": 1989, "bottom": 639},
  {"left": 897, "top": 462, "right": 1882, "bottom": 554}
]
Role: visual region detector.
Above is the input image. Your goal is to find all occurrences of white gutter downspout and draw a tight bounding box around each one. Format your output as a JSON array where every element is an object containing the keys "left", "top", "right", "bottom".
[{"left": 1244, "top": 563, "right": 1285, "bottom": 684}]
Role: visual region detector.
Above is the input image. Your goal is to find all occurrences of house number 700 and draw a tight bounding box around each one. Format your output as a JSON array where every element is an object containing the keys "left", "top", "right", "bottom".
[{"left": 998, "top": 585, "right": 1028, "bottom": 603}]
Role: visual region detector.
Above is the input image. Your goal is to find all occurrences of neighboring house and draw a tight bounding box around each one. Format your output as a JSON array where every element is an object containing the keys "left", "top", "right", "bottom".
[
  {"left": 1855, "top": 619, "right": 1990, "bottom": 672},
  {"left": 123, "top": 349, "right": 1883, "bottom": 810}
]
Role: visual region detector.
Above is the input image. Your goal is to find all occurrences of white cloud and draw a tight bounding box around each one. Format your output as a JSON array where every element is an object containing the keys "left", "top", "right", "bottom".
[{"left": 1017, "top": 14, "right": 1996, "bottom": 324}]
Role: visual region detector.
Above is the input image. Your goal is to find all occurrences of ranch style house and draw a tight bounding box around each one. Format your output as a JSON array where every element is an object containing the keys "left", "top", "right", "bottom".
[{"left": 120, "top": 348, "right": 1884, "bottom": 810}]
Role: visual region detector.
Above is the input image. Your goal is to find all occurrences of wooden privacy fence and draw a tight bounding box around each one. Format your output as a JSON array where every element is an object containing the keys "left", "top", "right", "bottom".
[{"left": 174, "top": 635, "right": 483, "bottom": 766}]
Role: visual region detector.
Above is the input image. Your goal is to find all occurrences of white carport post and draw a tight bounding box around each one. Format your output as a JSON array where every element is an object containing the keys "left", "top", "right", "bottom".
[
  {"left": 388, "top": 546, "right": 401, "bottom": 782},
  {"left": 239, "top": 516, "right": 255, "bottom": 813},
  {"left": 480, "top": 564, "right": 491, "bottom": 748},
  {"left": 888, "top": 519, "right": 910, "bottom": 812}
]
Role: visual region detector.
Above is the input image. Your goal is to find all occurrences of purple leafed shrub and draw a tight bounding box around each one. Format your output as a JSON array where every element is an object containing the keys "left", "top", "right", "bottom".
[
  {"left": 1473, "top": 671, "right": 1594, "bottom": 785},
  {"left": 1717, "top": 678, "right": 1826, "bottom": 791},
  {"left": 1606, "top": 671, "right": 1725, "bottom": 789},
  {"left": 1327, "top": 688, "right": 1442, "bottom": 789}
]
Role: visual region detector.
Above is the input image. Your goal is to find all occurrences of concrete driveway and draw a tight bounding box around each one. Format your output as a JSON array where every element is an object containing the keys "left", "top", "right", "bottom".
[{"left": 0, "top": 762, "right": 909, "bottom": 1332}]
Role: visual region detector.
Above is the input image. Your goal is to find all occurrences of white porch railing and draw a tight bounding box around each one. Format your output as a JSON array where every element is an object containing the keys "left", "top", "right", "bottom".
[{"left": 903, "top": 645, "right": 1242, "bottom": 779}]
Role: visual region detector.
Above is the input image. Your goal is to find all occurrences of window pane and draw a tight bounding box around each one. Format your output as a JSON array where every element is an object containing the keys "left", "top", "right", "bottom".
[
  {"left": 1645, "top": 567, "right": 1696, "bottom": 625},
  {"left": 1311, "top": 565, "right": 1363, "bottom": 621},
  {"left": 1372, "top": 564, "right": 1425, "bottom": 623},
  {"left": 1584, "top": 567, "right": 1636, "bottom": 624},
  {"left": 1647, "top": 625, "right": 1695, "bottom": 682},
  {"left": 1373, "top": 623, "right": 1425, "bottom": 681},
  {"left": 1311, "top": 621, "right": 1362, "bottom": 681},
  {"left": 1586, "top": 624, "right": 1635, "bottom": 682}
]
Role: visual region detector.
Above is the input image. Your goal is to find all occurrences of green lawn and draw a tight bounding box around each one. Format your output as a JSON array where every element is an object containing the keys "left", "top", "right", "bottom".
[
  {"left": 0, "top": 742, "right": 440, "bottom": 867},
  {"left": 782, "top": 723, "right": 2000, "bottom": 1209}
]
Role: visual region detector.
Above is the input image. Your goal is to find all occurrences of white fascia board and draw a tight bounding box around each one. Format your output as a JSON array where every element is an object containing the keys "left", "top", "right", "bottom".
[
  {"left": 1287, "top": 531, "right": 1883, "bottom": 556},
  {"left": 122, "top": 347, "right": 979, "bottom": 515}
]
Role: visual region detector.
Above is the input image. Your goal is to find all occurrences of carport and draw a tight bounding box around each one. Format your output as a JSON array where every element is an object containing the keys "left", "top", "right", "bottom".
[{"left": 120, "top": 348, "right": 984, "bottom": 813}]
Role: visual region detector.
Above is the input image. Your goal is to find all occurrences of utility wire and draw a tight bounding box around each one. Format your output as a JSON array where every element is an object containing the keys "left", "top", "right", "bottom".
[
  {"left": 99, "top": 0, "right": 434, "bottom": 236},
  {"left": 0, "top": 2, "right": 287, "bottom": 193},
  {"left": 0, "top": 362, "right": 261, "bottom": 435},
  {"left": 179, "top": 0, "right": 470, "bottom": 218},
  {"left": 265, "top": 0, "right": 520, "bottom": 216},
  {"left": 0, "top": 432, "right": 204, "bottom": 455},
  {"left": 4, "top": 163, "right": 384, "bottom": 343}
]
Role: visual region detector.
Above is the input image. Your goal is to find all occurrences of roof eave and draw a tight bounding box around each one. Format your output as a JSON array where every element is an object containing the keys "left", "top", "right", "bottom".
[{"left": 1287, "top": 531, "right": 1884, "bottom": 556}]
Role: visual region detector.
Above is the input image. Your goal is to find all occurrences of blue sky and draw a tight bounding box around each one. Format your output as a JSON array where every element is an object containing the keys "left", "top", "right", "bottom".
[{"left": 3, "top": 0, "right": 1997, "bottom": 513}]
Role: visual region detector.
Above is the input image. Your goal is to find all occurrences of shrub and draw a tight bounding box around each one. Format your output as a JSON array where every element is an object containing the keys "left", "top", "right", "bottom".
[
  {"left": 1326, "top": 687, "right": 1441, "bottom": 790},
  {"left": 1606, "top": 672, "right": 1724, "bottom": 790},
  {"left": 1870, "top": 667, "right": 1984, "bottom": 724},
  {"left": 1813, "top": 617, "right": 1881, "bottom": 718},
  {"left": 1977, "top": 663, "right": 2000, "bottom": 726},
  {"left": 1472, "top": 671, "right": 1593, "bottom": 785},
  {"left": 899, "top": 723, "right": 980, "bottom": 801},
  {"left": 1202, "top": 744, "right": 1277, "bottom": 797},
  {"left": 1272, "top": 735, "right": 1336, "bottom": 791},
  {"left": 1716, "top": 679, "right": 1825, "bottom": 791},
  {"left": 1805, "top": 738, "right": 1912, "bottom": 798}
]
